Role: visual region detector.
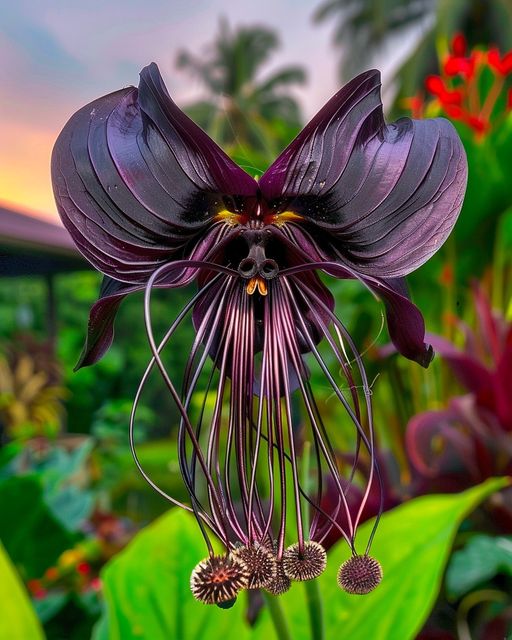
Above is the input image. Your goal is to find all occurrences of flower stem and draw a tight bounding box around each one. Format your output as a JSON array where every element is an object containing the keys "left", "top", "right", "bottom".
[
  {"left": 262, "top": 591, "right": 293, "bottom": 640},
  {"left": 304, "top": 579, "right": 325, "bottom": 640},
  {"left": 300, "top": 440, "right": 325, "bottom": 640}
]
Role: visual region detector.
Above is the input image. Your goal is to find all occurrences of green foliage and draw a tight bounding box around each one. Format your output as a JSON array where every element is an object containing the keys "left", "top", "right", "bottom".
[
  {"left": 177, "top": 18, "right": 306, "bottom": 159},
  {"left": 452, "top": 115, "right": 512, "bottom": 279},
  {"left": 446, "top": 534, "right": 512, "bottom": 599},
  {"left": 97, "top": 478, "right": 506, "bottom": 640},
  {"left": 4, "top": 439, "right": 95, "bottom": 531},
  {"left": 313, "top": 0, "right": 512, "bottom": 94},
  {"left": 0, "top": 475, "right": 77, "bottom": 579},
  {"left": 0, "top": 541, "right": 44, "bottom": 640},
  {"left": 314, "top": 0, "right": 432, "bottom": 80}
]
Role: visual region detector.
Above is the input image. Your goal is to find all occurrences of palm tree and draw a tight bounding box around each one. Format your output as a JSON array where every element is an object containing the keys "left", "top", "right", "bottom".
[
  {"left": 176, "top": 19, "right": 307, "bottom": 171},
  {"left": 313, "top": 0, "right": 512, "bottom": 98}
]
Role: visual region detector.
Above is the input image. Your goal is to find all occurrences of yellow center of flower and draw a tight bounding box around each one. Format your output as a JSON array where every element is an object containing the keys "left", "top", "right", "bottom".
[
  {"left": 215, "top": 209, "right": 303, "bottom": 226},
  {"left": 265, "top": 211, "right": 303, "bottom": 226},
  {"left": 215, "top": 210, "right": 242, "bottom": 225}
]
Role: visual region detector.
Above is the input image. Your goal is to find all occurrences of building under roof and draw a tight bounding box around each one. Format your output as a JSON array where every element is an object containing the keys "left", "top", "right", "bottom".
[
  {"left": 0, "top": 204, "right": 91, "bottom": 340},
  {"left": 0, "top": 204, "right": 89, "bottom": 277}
]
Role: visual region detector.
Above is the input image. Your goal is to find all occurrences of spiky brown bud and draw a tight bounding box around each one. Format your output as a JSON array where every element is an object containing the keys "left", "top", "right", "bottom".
[
  {"left": 233, "top": 544, "right": 277, "bottom": 589},
  {"left": 265, "top": 559, "right": 292, "bottom": 595},
  {"left": 337, "top": 555, "right": 382, "bottom": 595},
  {"left": 190, "top": 554, "right": 249, "bottom": 604},
  {"left": 282, "top": 541, "right": 327, "bottom": 581}
]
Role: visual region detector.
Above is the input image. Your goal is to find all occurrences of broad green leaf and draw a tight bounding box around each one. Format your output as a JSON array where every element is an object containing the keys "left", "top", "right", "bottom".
[
  {"left": 99, "top": 509, "right": 271, "bottom": 640},
  {"left": 0, "top": 541, "right": 44, "bottom": 639},
  {"left": 0, "top": 476, "right": 77, "bottom": 578},
  {"left": 99, "top": 479, "right": 507, "bottom": 640},
  {"left": 446, "top": 534, "right": 512, "bottom": 599},
  {"left": 278, "top": 477, "right": 508, "bottom": 640}
]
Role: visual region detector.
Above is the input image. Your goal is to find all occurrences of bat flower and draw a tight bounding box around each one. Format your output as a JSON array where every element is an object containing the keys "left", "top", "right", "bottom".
[{"left": 52, "top": 63, "right": 467, "bottom": 603}]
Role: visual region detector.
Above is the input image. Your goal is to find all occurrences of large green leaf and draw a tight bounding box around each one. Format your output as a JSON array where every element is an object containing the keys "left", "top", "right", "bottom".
[
  {"left": 99, "top": 478, "right": 507, "bottom": 640},
  {"left": 278, "top": 477, "right": 509, "bottom": 640},
  {"left": 0, "top": 476, "right": 76, "bottom": 579},
  {"left": 98, "top": 509, "right": 272, "bottom": 640},
  {"left": 0, "top": 541, "right": 44, "bottom": 639}
]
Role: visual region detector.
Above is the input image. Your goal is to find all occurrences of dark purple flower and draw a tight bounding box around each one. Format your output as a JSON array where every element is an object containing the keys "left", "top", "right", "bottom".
[{"left": 52, "top": 63, "right": 467, "bottom": 601}]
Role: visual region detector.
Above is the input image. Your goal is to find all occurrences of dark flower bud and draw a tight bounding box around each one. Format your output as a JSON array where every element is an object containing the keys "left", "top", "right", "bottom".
[
  {"left": 282, "top": 541, "right": 327, "bottom": 581},
  {"left": 190, "top": 554, "right": 249, "bottom": 605},
  {"left": 216, "top": 597, "right": 237, "bottom": 609},
  {"left": 233, "top": 544, "right": 278, "bottom": 589},
  {"left": 337, "top": 554, "right": 382, "bottom": 595}
]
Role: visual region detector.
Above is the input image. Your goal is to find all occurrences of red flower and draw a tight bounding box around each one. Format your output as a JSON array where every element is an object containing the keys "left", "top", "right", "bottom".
[
  {"left": 466, "top": 115, "right": 488, "bottom": 134},
  {"left": 44, "top": 566, "right": 59, "bottom": 581},
  {"left": 76, "top": 562, "right": 91, "bottom": 575},
  {"left": 487, "top": 48, "right": 512, "bottom": 75},
  {"left": 27, "top": 580, "right": 47, "bottom": 599},
  {"left": 90, "top": 577, "right": 102, "bottom": 591},
  {"left": 401, "top": 94, "right": 424, "bottom": 119},
  {"left": 444, "top": 33, "right": 477, "bottom": 79},
  {"left": 444, "top": 54, "right": 476, "bottom": 79},
  {"left": 425, "top": 75, "right": 463, "bottom": 105},
  {"left": 443, "top": 105, "right": 465, "bottom": 121}
]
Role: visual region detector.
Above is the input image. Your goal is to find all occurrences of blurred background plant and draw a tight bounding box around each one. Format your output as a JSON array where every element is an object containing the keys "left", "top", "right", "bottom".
[
  {"left": 0, "top": 335, "right": 66, "bottom": 442},
  {"left": 1, "top": 6, "right": 512, "bottom": 640},
  {"left": 176, "top": 18, "right": 307, "bottom": 171}
]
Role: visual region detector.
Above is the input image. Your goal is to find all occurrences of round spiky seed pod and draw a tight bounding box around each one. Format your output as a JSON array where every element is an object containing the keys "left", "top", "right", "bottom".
[
  {"left": 337, "top": 555, "right": 382, "bottom": 595},
  {"left": 282, "top": 541, "right": 327, "bottom": 581},
  {"left": 265, "top": 560, "right": 291, "bottom": 595},
  {"left": 190, "top": 554, "right": 249, "bottom": 604},
  {"left": 233, "top": 544, "right": 277, "bottom": 589}
]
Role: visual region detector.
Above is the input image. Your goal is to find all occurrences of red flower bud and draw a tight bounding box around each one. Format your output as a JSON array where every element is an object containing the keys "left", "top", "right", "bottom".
[{"left": 451, "top": 33, "right": 467, "bottom": 57}]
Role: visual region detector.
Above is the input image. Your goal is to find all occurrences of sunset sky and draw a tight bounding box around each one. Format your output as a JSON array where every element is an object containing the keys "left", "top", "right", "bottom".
[{"left": 0, "top": 0, "right": 417, "bottom": 223}]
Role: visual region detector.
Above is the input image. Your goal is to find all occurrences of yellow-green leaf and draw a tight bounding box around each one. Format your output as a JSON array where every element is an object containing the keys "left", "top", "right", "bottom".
[
  {"left": 0, "top": 541, "right": 44, "bottom": 640},
  {"left": 279, "top": 477, "right": 509, "bottom": 640}
]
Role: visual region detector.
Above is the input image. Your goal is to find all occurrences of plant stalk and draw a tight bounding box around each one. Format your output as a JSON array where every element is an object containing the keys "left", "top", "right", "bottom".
[
  {"left": 262, "top": 591, "right": 293, "bottom": 640},
  {"left": 304, "top": 579, "right": 325, "bottom": 640},
  {"left": 301, "top": 440, "right": 325, "bottom": 640}
]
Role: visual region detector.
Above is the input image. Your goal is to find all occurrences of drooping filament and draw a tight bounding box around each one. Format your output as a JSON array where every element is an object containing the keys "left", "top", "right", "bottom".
[{"left": 130, "top": 260, "right": 382, "bottom": 563}]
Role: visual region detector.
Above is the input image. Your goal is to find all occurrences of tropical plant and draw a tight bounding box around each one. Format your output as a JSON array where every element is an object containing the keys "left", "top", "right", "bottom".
[
  {"left": 176, "top": 18, "right": 307, "bottom": 166},
  {"left": 0, "top": 336, "right": 67, "bottom": 441},
  {"left": 313, "top": 0, "right": 512, "bottom": 98}
]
